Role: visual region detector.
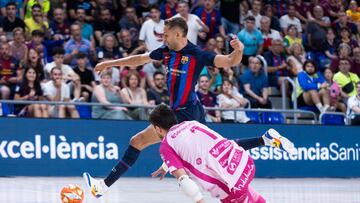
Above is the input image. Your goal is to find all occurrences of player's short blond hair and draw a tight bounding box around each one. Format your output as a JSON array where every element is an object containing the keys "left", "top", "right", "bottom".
[{"left": 164, "top": 17, "right": 188, "bottom": 37}]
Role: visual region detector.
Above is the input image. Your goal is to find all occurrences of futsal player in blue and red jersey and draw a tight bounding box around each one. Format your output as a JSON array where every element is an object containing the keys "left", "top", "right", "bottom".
[{"left": 83, "top": 17, "right": 292, "bottom": 198}]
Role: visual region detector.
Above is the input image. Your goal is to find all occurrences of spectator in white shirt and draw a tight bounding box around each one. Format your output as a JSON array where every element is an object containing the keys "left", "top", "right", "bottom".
[
  {"left": 217, "top": 79, "right": 251, "bottom": 123},
  {"left": 44, "top": 47, "right": 82, "bottom": 100},
  {"left": 173, "top": 0, "right": 209, "bottom": 45},
  {"left": 44, "top": 47, "right": 77, "bottom": 81},
  {"left": 139, "top": 5, "right": 164, "bottom": 52},
  {"left": 280, "top": 4, "right": 302, "bottom": 35},
  {"left": 246, "top": 0, "right": 263, "bottom": 29},
  {"left": 42, "top": 67, "right": 79, "bottom": 118},
  {"left": 260, "top": 16, "right": 281, "bottom": 52},
  {"left": 347, "top": 82, "right": 360, "bottom": 125}
]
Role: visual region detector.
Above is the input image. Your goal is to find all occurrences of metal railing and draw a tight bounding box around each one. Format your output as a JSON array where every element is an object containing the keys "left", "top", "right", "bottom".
[
  {"left": 281, "top": 77, "right": 298, "bottom": 123},
  {"left": 0, "top": 100, "right": 156, "bottom": 119},
  {"left": 0, "top": 99, "right": 156, "bottom": 108},
  {"left": 0, "top": 100, "right": 318, "bottom": 124},
  {"left": 204, "top": 106, "right": 317, "bottom": 123}
]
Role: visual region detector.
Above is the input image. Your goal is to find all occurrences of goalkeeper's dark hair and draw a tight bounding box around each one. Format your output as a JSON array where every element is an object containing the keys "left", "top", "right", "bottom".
[{"left": 149, "top": 104, "right": 178, "bottom": 130}]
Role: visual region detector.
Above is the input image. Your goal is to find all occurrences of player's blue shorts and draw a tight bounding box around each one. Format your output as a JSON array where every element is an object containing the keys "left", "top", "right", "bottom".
[{"left": 174, "top": 102, "right": 206, "bottom": 124}]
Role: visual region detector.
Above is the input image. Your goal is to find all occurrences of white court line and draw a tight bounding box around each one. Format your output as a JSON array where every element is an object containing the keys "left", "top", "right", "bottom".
[{"left": 0, "top": 177, "right": 359, "bottom": 203}]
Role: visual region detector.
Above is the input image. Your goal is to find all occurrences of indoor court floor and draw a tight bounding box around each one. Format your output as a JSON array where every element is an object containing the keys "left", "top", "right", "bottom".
[{"left": 0, "top": 177, "right": 359, "bottom": 203}]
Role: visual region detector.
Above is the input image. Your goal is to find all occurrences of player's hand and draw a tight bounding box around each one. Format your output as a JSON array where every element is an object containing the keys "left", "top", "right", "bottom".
[
  {"left": 94, "top": 62, "right": 111, "bottom": 74},
  {"left": 229, "top": 34, "right": 244, "bottom": 52},
  {"left": 151, "top": 166, "right": 167, "bottom": 180}
]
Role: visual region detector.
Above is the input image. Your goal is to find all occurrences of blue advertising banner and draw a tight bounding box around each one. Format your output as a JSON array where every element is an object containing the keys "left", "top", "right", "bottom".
[{"left": 0, "top": 118, "right": 359, "bottom": 177}]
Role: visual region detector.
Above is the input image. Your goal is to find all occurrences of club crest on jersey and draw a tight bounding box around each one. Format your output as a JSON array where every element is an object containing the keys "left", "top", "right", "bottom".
[{"left": 181, "top": 56, "right": 189, "bottom": 64}]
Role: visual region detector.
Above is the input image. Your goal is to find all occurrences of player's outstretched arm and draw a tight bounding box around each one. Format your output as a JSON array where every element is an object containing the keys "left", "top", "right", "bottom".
[
  {"left": 214, "top": 34, "right": 244, "bottom": 68},
  {"left": 172, "top": 169, "right": 205, "bottom": 203},
  {"left": 94, "top": 53, "right": 152, "bottom": 73}
]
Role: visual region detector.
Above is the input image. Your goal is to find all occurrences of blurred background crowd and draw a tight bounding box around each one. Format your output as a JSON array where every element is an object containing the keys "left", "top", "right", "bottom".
[{"left": 0, "top": 0, "right": 359, "bottom": 125}]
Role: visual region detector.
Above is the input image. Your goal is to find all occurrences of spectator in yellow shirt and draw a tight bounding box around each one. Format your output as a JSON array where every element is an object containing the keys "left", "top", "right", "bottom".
[
  {"left": 333, "top": 58, "right": 360, "bottom": 99},
  {"left": 346, "top": 0, "right": 360, "bottom": 22},
  {"left": 24, "top": 4, "right": 49, "bottom": 37},
  {"left": 284, "top": 24, "right": 302, "bottom": 54},
  {"left": 24, "top": 0, "right": 50, "bottom": 20}
]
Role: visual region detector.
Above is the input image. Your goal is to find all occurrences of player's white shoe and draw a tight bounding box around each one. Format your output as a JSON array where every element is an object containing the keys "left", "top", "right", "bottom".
[
  {"left": 83, "top": 172, "right": 108, "bottom": 198},
  {"left": 262, "top": 128, "right": 295, "bottom": 154}
]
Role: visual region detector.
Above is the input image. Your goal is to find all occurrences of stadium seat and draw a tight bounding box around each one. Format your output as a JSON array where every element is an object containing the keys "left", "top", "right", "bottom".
[
  {"left": 76, "top": 105, "right": 92, "bottom": 119},
  {"left": 321, "top": 114, "right": 345, "bottom": 125},
  {"left": 245, "top": 111, "right": 261, "bottom": 123},
  {"left": 1, "top": 103, "right": 12, "bottom": 116},
  {"left": 262, "top": 112, "right": 284, "bottom": 124}
]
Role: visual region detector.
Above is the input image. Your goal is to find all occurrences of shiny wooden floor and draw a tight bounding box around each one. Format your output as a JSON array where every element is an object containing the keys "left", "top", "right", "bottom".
[{"left": 0, "top": 177, "right": 359, "bottom": 203}]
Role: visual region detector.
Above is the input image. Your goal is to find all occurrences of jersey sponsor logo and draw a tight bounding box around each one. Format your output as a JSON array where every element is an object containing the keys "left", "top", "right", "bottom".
[
  {"left": 228, "top": 162, "right": 237, "bottom": 172},
  {"left": 163, "top": 53, "right": 170, "bottom": 74},
  {"left": 196, "top": 157, "right": 202, "bottom": 165},
  {"left": 170, "top": 122, "right": 192, "bottom": 139},
  {"left": 218, "top": 146, "right": 233, "bottom": 168},
  {"left": 169, "top": 68, "right": 187, "bottom": 77},
  {"left": 210, "top": 148, "right": 220, "bottom": 156},
  {"left": 209, "top": 139, "right": 231, "bottom": 158},
  {"left": 232, "top": 162, "right": 255, "bottom": 192},
  {"left": 227, "top": 149, "right": 243, "bottom": 175}
]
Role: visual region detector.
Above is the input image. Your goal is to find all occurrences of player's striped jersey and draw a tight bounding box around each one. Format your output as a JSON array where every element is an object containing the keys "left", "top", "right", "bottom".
[
  {"left": 159, "top": 121, "right": 253, "bottom": 199},
  {"left": 149, "top": 41, "right": 216, "bottom": 110}
]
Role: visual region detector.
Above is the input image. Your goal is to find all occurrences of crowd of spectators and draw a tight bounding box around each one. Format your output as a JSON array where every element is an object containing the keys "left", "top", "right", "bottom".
[{"left": 0, "top": 0, "right": 359, "bottom": 125}]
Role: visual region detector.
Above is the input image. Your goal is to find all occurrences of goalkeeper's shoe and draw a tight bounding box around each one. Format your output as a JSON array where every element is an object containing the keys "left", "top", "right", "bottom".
[
  {"left": 262, "top": 128, "right": 295, "bottom": 154},
  {"left": 83, "top": 172, "right": 108, "bottom": 198}
]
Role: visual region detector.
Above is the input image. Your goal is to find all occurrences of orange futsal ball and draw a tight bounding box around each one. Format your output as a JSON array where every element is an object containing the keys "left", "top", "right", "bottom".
[{"left": 60, "top": 184, "right": 85, "bottom": 203}]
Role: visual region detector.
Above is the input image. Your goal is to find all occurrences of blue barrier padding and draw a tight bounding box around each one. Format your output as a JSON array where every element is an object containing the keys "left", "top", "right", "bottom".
[{"left": 0, "top": 118, "right": 359, "bottom": 177}]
